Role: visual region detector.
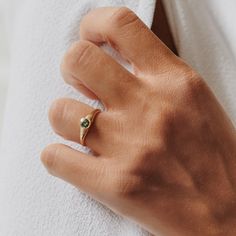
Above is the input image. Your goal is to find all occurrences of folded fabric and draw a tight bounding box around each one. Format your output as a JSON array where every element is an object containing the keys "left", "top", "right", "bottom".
[{"left": 0, "top": 1, "right": 156, "bottom": 235}]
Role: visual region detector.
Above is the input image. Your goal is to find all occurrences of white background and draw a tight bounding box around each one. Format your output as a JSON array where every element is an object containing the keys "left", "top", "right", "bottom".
[{"left": 0, "top": 0, "right": 11, "bottom": 135}]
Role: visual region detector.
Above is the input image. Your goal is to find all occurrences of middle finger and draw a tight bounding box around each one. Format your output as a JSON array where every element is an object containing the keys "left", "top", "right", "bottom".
[{"left": 61, "top": 40, "right": 140, "bottom": 109}]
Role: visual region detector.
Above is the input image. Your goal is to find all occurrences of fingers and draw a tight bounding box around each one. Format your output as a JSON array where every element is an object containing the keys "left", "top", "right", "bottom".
[
  {"left": 41, "top": 143, "right": 108, "bottom": 197},
  {"left": 61, "top": 40, "right": 140, "bottom": 109},
  {"left": 80, "top": 7, "right": 176, "bottom": 73},
  {"left": 49, "top": 98, "right": 112, "bottom": 154}
]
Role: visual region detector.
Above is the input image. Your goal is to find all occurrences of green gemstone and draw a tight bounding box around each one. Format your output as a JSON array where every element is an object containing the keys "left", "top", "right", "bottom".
[{"left": 81, "top": 118, "right": 90, "bottom": 128}]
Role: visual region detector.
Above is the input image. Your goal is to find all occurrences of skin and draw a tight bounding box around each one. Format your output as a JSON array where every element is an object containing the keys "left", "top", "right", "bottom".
[{"left": 41, "top": 7, "right": 236, "bottom": 236}]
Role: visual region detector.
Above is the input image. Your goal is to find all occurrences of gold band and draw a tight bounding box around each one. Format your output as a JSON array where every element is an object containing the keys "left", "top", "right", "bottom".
[{"left": 80, "top": 109, "right": 101, "bottom": 146}]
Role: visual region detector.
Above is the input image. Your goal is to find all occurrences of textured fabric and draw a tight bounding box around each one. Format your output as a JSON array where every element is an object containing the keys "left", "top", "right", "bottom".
[
  {"left": 0, "top": 1, "right": 156, "bottom": 236},
  {"left": 163, "top": 0, "right": 236, "bottom": 125}
]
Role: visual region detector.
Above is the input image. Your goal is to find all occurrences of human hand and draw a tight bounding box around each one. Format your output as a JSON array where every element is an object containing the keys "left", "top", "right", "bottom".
[{"left": 41, "top": 7, "right": 236, "bottom": 236}]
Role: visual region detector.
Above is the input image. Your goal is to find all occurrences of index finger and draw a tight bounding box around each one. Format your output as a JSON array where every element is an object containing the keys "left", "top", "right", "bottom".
[{"left": 80, "top": 7, "right": 175, "bottom": 74}]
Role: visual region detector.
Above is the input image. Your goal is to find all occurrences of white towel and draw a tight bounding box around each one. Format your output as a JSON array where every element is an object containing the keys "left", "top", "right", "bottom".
[{"left": 0, "top": 1, "right": 156, "bottom": 236}]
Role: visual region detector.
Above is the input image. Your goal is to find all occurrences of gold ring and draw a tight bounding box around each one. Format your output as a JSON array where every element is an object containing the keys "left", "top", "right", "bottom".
[{"left": 80, "top": 109, "right": 101, "bottom": 146}]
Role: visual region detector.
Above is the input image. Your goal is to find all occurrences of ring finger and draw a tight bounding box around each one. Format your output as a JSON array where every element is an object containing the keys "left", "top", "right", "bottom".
[{"left": 49, "top": 98, "right": 113, "bottom": 155}]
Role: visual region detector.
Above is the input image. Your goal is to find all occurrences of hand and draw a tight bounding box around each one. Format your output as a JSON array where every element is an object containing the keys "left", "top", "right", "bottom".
[{"left": 41, "top": 7, "right": 236, "bottom": 236}]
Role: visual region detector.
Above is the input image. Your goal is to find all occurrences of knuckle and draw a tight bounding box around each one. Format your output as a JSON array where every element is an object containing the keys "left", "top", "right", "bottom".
[
  {"left": 48, "top": 98, "right": 69, "bottom": 131},
  {"left": 61, "top": 40, "right": 94, "bottom": 73},
  {"left": 113, "top": 173, "right": 144, "bottom": 200},
  {"left": 179, "top": 71, "right": 207, "bottom": 103},
  {"left": 41, "top": 144, "right": 60, "bottom": 171},
  {"left": 110, "top": 7, "right": 139, "bottom": 29},
  {"left": 110, "top": 152, "right": 159, "bottom": 200},
  {"left": 129, "top": 148, "right": 163, "bottom": 180}
]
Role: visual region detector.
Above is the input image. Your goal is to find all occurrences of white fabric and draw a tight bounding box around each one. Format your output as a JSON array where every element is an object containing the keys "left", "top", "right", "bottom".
[
  {"left": 1, "top": 0, "right": 236, "bottom": 235},
  {"left": 0, "top": 1, "right": 156, "bottom": 236}
]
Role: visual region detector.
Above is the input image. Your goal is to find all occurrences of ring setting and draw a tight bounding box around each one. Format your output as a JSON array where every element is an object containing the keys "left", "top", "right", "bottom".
[
  {"left": 80, "top": 109, "right": 101, "bottom": 146},
  {"left": 80, "top": 117, "right": 91, "bottom": 129}
]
